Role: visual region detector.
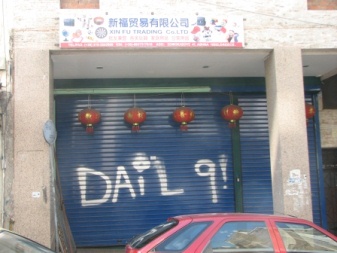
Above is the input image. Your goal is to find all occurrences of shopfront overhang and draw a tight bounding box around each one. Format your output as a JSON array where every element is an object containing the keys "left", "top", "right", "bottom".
[{"left": 51, "top": 49, "right": 337, "bottom": 81}]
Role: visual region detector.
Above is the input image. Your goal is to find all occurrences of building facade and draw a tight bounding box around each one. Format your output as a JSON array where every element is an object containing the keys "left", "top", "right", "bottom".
[{"left": 1, "top": 0, "right": 337, "bottom": 251}]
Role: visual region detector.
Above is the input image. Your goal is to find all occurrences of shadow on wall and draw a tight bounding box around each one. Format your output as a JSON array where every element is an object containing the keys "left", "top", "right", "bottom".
[{"left": 322, "top": 148, "right": 337, "bottom": 236}]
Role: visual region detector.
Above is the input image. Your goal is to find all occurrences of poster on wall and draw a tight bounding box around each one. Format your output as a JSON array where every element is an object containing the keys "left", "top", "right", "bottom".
[{"left": 59, "top": 12, "right": 244, "bottom": 48}]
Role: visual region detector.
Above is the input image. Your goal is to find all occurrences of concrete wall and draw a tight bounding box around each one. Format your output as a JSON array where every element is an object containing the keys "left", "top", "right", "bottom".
[
  {"left": 11, "top": 0, "right": 337, "bottom": 49},
  {"left": 5, "top": 0, "right": 337, "bottom": 249},
  {"left": 12, "top": 49, "right": 54, "bottom": 246},
  {"left": 6, "top": 0, "right": 59, "bottom": 247},
  {"left": 265, "top": 47, "right": 313, "bottom": 221}
]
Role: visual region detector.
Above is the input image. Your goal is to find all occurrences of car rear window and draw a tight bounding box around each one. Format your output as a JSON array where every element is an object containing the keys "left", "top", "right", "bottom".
[
  {"left": 153, "top": 221, "right": 211, "bottom": 252},
  {"left": 128, "top": 219, "right": 178, "bottom": 249},
  {"left": 276, "top": 222, "right": 337, "bottom": 252}
]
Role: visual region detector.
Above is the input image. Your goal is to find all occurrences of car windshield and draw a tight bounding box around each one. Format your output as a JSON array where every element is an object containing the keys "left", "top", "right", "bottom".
[
  {"left": 128, "top": 219, "right": 178, "bottom": 249},
  {"left": 0, "top": 230, "right": 55, "bottom": 253},
  {"left": 276, "top": 222, "right": 337, "bottom": 252}
]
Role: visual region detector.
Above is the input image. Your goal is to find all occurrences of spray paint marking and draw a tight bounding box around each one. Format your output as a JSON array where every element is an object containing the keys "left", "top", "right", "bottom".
[
  {"left": 112, "top": 166, "right": 136, "bottom": 203},
  {"left": 132, "top": 154, "right": 151, "bottom": 196},
  {"left": 195, "top": 159, "right": 217, "bottom": 203},
  {"left": 77, "top": 154, "right": 229, "bottom": 207},
  {"left": 153, "top": 159, "right": 184, "bottom": 196},
  {"left": 77, "top": 167, "right": 112, "bottom": 207},
  {"left": 219, "top": 154, "right": 228, "bottom": 189}
]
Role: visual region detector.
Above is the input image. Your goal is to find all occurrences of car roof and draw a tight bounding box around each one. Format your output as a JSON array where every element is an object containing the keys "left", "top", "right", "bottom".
[
  {"left": 0, "top": 228, "right": 56, "bottom": 252},
  {"left": 171, "top": 213, "right": 309, "bottom": 223}
]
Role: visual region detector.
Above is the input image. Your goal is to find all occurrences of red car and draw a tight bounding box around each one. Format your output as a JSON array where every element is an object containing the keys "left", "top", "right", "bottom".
[{"left": 125, "top": 213, "right": 337, "bottom": 253}]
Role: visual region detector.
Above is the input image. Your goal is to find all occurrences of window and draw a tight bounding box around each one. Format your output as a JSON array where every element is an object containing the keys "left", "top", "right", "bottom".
[
  {"left": 128, "top": 219, "right": 178, "bottom": 249},
  {"left": 153, "top": 222, "right": 211, "bottom": 251},
  {"left": 276, "top": 222, "right": 337, "bottom": 252},
  {"left": 205, "top": 221, "right": 274, "bottom": 252}
]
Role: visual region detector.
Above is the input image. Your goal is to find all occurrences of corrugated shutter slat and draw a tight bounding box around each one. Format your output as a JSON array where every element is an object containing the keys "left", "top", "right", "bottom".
[{"left": 239, "top": 95, "right": 273, "bottom": 214}]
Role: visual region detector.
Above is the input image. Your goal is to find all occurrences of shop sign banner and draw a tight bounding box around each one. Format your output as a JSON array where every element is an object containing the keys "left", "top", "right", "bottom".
[{"left": 59, "top": 13, "right": 244, "bottom": 48}]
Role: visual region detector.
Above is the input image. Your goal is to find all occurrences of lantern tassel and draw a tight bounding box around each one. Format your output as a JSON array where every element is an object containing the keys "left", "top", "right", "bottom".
[
  {"left": 180, "top": 123, "right": 188, "bottom": 131},
  {"left": 132, "top": 124, "right": 140, "bottom": 132},
  {"left": 228, "top": 120, "right": 237, "bottom": 128},
  {"left": 86, "top": 125, "right": 94, "bottom": 134}
]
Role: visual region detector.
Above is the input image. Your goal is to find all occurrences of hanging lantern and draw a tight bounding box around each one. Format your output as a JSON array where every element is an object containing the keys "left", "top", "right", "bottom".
[
  {"left": 221, "top": 104, "right": 243, "bottom": 128},
  {"left": 305, "top": 103, "right": 315, "bottom": 123},
  {"left": 78, "top": 108, "right": 101, "bottom": 134},
  {"left": 173, "top": 106, "right": 195, "bottom": 131},
  {"left": 124, "top": 107, "right": 147, "bottom": 132}
]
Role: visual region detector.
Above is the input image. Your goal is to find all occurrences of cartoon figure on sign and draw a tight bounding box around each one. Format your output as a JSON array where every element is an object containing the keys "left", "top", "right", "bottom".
[
  {"left": 191, "top": 25, "right": 201, "bottom": 34},
  {"left": 226, "top": 20, "right": 241, "bottom": 43},
  {"left": 193, "top": 35, "right": 200, "bottom": 42},
  {"left": 191, "top": 17, "right": 232, "bottom": 42},
  {"left": 214, "top": 19, "right": 227, "bottom": 34},
  {"left": 62, "top": 30, "right": 69, "bottom": 41},
  {"left": 71, "top": 29, "right": 83, "bottom": 42},
  {"left": 190, "top": 16, "right": 204, "bottom": 42},
  {"left": 226, "top": 30, "right": 235, "bottom": 42},
  {"left": 233, "top": 33, "right": 239, "bottom": 42},
  {"left": 202, "top": 26, "right": 212, "bottom": 41}
]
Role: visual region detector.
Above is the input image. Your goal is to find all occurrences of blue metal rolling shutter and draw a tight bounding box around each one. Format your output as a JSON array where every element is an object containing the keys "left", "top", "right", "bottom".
[
  {"left": 55, "top": 93, "right": 235, "bottom": 247},
  {"left": 238, "top": 95, "right": 273, "bottom": 214},
  {"left": 237, "top": 93, "right": 323, "bottom": 225},
  {"left": 306, "top": 95, "right": 324, "bottom": 226}
]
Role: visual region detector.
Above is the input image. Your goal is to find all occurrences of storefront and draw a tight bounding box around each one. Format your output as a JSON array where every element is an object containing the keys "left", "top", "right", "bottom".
[
  {"left": 54, "top": 78, "right": 324, "bottom": 247},
  {"left": 7, "top": 2, "right": 337, "bottom": 250}
]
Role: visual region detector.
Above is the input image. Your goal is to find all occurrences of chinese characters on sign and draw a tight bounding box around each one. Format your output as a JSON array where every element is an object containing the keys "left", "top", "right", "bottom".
[{"left": 60, "top": 13, "right": 244, "bottom": 48}]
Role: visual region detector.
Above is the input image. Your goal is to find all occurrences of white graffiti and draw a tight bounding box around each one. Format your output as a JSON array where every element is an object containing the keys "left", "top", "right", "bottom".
[
  {"left": 77, "top": 154, "right": 229, "bottom": 207},
  {"left": 138, "top": 177, "right": 145, "bottom": 196},
  {"left": 195, "top": 159, "right": 217, "bottom": 203},
  {"left": 78, "top": 168, "right": 112, "bottom": 207},
  {"left": 112, "top": 166, "right": 136, "bottom": 203},
  {"left": 132, "top": 155, "right": 151, "bottom": 172},
  {"left": 219, "top": 154, "right": 228, "bottom": 189},
  {"left": 153, "top": 159, "right": 184, "bottom": 196},
  {"left": 132, "top": 154, "right": 151, "bottom": 196}
]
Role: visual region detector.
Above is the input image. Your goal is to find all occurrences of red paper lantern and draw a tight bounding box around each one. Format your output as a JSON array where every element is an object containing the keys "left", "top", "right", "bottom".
[
  {"left": 124, "top": 107, "right": 147, "bottom": 132},
  {"left": 221, "top": 104, "right": 243, "bottom": 128},
  {"left": 173, "top": 106, "right": 195, "bottom": 131},
  {"left": 305, "top": 103, "right": 315, "bottom": 123},
  {"left": 78, "top": 108, "right": 101, "bottom": 134}
]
